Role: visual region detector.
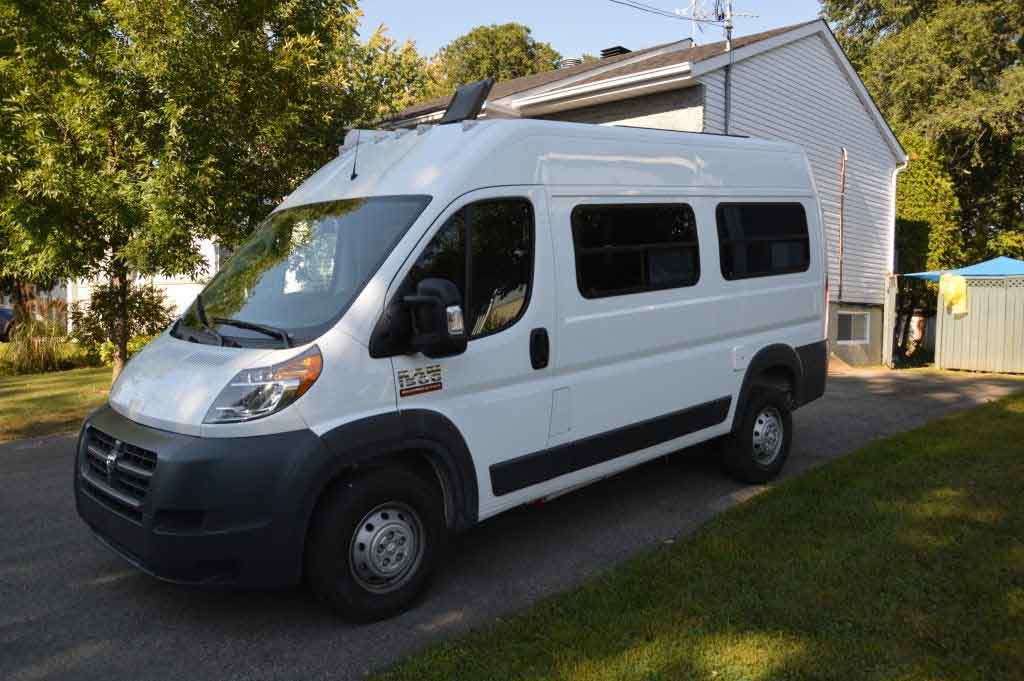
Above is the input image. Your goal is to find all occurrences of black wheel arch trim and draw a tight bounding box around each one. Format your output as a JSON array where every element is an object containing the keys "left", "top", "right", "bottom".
[
  {"left": 734, "top": 340, "right": 827, "bottom": 430},
  {"left": 308, "top": 409, "right": 479, "bottom": 534}
]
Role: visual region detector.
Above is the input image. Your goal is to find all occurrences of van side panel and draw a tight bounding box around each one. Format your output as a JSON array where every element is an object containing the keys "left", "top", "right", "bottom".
[{"left": 481, "top": 188, "right": 825, "bottom": 512}]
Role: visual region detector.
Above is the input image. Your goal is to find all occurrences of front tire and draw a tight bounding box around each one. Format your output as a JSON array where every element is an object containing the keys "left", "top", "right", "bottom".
[
  {"left": 306, "top": 467, "right": 444, "bottom": 622},
  {"left": 720, "top": 387, "right": 793, "bottom": 484}
]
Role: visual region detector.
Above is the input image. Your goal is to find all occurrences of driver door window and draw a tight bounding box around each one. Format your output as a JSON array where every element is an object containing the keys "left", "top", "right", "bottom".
[{"left": 403, "top": 198, "right": 533, "bottom": 339}]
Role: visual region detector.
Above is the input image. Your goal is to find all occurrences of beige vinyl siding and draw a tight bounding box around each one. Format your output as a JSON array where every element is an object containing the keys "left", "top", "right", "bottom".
[
  {"left": 699, "top": 33, "right": 900, "bottom": 305},
  {"left": 539, "top": 87, "right": 703, "bottom": 131}
]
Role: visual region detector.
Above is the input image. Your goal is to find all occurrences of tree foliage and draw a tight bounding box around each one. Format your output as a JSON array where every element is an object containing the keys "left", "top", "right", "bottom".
[
  {"left": 0, "top": 0, "right": 425, "bottom": 374},
  {"left": 69, "top": 282, "right": 175, "bottom": 350},
  {"left": 895, "top": 132, "right": 963, "bottom": 274},
  {"left": 424, "top": 23, "right": 561, "bottom": 99},
  {"left": 823, "top": 0, "right": 1024, "bottom": 265}
]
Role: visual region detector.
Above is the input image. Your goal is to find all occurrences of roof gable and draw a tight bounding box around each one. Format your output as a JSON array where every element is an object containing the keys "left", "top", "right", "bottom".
[
  {"left": 391, "top": 39, "right": 687, "bottom": 121},
  {"left": 386, "top": 19, "right": 906, "bottom": 162}
]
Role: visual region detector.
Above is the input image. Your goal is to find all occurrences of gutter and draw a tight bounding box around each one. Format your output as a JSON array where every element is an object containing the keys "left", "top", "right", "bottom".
[{"left": 504, "top": 62, "right": 694, "bottom": 117}]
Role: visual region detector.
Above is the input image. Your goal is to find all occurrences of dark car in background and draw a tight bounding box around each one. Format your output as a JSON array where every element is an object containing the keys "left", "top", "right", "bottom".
[{"left": 0, "top": 307, "right": 13, "bottom": 342}]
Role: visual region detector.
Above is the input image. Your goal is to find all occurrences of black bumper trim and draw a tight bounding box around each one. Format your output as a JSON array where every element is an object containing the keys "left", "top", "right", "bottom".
[{"left": 75, "top": 404, "right": 329, "bottom": 588}]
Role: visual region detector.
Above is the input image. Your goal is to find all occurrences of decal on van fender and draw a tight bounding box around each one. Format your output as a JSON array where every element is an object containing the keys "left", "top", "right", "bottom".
[{"left": 397, "top": 364, "right": 443, "bottom": 398}]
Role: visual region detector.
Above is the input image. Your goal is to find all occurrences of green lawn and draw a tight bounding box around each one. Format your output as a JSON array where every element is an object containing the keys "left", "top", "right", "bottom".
[
  {"left": 0, "top": 367, "right": 111, "bottom": 442},
  {"left": 376, "top": 395, "right": 1024, "bottom": 681}
]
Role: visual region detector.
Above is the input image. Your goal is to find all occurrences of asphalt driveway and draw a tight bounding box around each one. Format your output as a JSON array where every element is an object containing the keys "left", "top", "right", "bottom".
[{"left": 2, "top": 368, "right": 1021, "bottom": 681}]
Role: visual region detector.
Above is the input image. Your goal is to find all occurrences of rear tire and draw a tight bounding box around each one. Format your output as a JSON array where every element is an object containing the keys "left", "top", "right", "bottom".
[
  {"left": 720, "top": 387, "right": 792, "bottom": 484},
  {"left": 306, "top": 467, "right": 444, "bottom": 622}
]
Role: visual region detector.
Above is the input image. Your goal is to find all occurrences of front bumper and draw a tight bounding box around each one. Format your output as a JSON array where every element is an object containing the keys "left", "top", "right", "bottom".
[{"left": 74, "top": 404, "right": 328, "bottom": 587}]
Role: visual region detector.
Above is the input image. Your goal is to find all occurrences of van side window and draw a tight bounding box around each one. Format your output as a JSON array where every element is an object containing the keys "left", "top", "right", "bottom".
[
  {"left": 404, "top": 198, "right": 533, "bottom": 339},
  {"left": 570, "top": 204, "right": 700, "bottom": 298},
  {"left": 716, "top": 203, "right": 810, "bottom": 280}
]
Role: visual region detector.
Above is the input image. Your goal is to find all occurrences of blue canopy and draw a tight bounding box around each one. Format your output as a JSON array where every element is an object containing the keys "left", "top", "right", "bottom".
[{"left": 904, "top": 256, "right": 1024, "bottom": 282}]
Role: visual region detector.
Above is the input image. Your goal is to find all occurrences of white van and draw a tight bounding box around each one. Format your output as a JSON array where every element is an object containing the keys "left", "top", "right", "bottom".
[{"left": 75, "top": 115, "right": 827, "bottom": 621}]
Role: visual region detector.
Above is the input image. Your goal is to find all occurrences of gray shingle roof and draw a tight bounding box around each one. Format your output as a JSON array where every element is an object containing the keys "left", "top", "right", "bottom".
[{"left": 387, "top": 19, "right": 821, "bottom": 123}]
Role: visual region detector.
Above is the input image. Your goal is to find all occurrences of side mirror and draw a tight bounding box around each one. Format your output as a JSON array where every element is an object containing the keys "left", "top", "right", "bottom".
[{"left": 404, "top": 278, "right": 467, "bottom": 358}]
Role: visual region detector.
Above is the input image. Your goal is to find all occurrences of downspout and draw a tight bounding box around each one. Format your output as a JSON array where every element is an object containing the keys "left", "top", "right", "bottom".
[
  {"left": 889, "top": 160, "right": 908, "bottom": 274},
  {"left": 837, "top": 147, "right": 847, "bottom": 301},
  {"left": 723, "top": 1, "right": 733, "bottom": 134},
  {"left": 723, "top": 63, "right": 732, "bottom": 134},
  {"left": 888, "top": 159, "right": 909, "bottom": 365}
]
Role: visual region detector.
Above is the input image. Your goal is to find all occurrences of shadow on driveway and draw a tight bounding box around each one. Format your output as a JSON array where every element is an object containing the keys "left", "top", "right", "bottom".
[{"left": 1, "top": 368, "right": 1020, "bottom": 681}]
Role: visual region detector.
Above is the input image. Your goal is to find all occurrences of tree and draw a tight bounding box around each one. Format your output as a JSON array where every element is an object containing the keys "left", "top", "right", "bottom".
[
  {"left": 822, "top": 0, "right": 1024, "bottom": 265},
  {"left": 895, "top": 132, "right": 963, "bottom": 274},
  {"left": 69, "top": 282, "right": 176, "bottom": 350},
  {"left": 0, "top": 0, "right": 426, "bottom": 377},
  {"left": 425, "top": 23, "right": 561, "bottom": 98}
]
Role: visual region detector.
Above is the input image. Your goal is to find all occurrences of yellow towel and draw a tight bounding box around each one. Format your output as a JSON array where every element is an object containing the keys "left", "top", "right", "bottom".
[{"left": 940, "top": 273, "right": 968, "bottom": 315}]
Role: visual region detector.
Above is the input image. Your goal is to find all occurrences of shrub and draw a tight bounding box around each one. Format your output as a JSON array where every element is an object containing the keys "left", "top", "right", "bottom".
[
  {"left": 0, "top": 297, "right": 98, "bottom": 375},
  {"left": 98, "top": 334, "right": 157, "bottom": 367},
  {"left": 3, "top": 315, "right": 66, "bottom": 373},
  {"left": 70, "top": 282, "right": 176, "bottom": 351}
]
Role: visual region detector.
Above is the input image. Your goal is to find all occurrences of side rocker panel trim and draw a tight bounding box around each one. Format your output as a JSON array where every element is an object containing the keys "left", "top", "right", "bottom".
[{"left": 490, "top": 396, "right": 732, "bottom": 496}]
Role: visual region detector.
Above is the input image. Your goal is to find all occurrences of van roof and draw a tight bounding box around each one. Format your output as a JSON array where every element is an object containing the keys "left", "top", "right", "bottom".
[{"left": 278, "top": 119, "right": 813, "bottom": 211}]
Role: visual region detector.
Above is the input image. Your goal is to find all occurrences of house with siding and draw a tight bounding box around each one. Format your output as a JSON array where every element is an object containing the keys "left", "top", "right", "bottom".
[{"left": 384, "top": 19, "right": 908, "bottom": 366}]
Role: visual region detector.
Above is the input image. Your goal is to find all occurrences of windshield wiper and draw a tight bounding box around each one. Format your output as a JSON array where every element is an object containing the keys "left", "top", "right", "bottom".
[
  {"left": 194, "top": 293, "right": 224, "bottom": 347},
  {"left": 212, "top": 317, "right": 293, "bottom": 348}
]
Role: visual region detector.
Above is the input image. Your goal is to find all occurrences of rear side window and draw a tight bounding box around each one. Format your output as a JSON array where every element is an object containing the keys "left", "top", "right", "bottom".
[
  {"left": 403, "top": 198, "right": 533, "bottom": 338},
  {"left": 570, "top": 204, "right": 700, "bottom": 298},
  {"left": 716, "top": 203, "right": 810, "bottom": 280}
]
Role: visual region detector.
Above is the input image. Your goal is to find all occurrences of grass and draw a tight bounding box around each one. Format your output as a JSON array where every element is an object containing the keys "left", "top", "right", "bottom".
[
  {"left": 376, "top": 395, "right": 1024, "bottom": 681},
  {"left": 0, "top": 366, "right": 111, "bottom": 442}
]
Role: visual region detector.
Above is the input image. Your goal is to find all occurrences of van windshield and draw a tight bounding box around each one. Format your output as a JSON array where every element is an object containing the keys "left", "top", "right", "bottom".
[{"left": 173, "top": 196, "right": 431, "bottom": 347}]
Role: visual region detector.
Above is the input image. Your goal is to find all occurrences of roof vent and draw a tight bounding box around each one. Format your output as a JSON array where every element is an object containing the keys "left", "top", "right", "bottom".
[
  {"left": 600, "top": 45, "right": 631, "bottom": 59},
  {"left": 557, "top": 57, "right": 583, "bottom": 69}
]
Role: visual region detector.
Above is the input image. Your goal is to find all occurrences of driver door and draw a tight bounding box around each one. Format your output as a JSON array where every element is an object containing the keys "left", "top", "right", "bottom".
[{"left": 388, "top": 187, "right": 555, "bottom": 518}]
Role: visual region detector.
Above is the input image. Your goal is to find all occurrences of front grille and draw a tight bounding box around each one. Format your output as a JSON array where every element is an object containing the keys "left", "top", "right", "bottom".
[{"left": 80, "top": 427, "right": 157, "bottom": 522}]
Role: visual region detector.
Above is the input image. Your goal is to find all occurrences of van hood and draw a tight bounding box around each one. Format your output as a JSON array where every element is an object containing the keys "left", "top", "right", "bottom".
[{"left": 109, "top": 334, "right": 275, "bottom": 436}]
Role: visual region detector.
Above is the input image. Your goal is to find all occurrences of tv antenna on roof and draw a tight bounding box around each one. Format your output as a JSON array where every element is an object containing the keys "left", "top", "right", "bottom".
[
  {"left": 608, "top": 0, "right": 756, "bottom": 49},
  {"left": 678, "top": 0, "right": 710, "bottom": 44}
]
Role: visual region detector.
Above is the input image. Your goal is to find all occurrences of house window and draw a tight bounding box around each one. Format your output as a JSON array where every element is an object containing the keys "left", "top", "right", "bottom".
[
  {"left": 716, "top": 203, "right": 810, "bottom": 280},
  {"left": 837, "top": 311, "right": 870, "bottom": 345},
  {"left": 570, "top": 203, "right": 700, "bottom": 298},
  {"left": 403, "top": 198, "right": 533, "bottom": 339}
]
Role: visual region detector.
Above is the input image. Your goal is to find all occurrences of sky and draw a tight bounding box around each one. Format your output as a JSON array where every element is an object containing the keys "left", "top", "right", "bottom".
[{"left": 359, "top": 1, "right": 824, "bottom": 59}]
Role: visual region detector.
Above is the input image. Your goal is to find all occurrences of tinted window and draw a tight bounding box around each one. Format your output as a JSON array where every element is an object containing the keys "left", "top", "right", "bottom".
[
  {"left": 466, "top": 200, "right": 533, "bottom": 336},
  {"left": 716, "top": 203, "right": 810, "bottom": 280},
  {"left": 570, "top": 204, "right": 700, "bottom": 298},
  {"left": 405, "top": 210, "right": 466, "bottom": 297},
  {"left": 403, "top": 198, "right": 533, "bottom": 339}
]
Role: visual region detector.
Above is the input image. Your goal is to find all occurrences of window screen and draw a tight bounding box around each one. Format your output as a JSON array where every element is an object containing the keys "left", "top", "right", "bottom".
[
  {"left": 716, "top": 203, "right": 810, "bottom": 280},
  {"left": 403, "top": 198, "right": 533, "bottom": 339},
  {"left": 837, "top": 311, "right": 869, "bottom": 344},
  {"left": 570, "top": 204, "right": 700, "bottom": 298}
]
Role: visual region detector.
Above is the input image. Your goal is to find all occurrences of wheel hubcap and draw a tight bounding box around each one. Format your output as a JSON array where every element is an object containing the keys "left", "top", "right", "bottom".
[
  {"left": 349, "top": 503, "right": 423, "bottom": 593},
  {"left": 752, "top": 406, "right": 784, "bottom": 465}
]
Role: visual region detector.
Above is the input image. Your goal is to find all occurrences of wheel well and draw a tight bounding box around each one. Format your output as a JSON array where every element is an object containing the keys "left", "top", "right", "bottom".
[
  {"left": 307, "top": 451, "right": 455, "bottom": 540},
  {"left": 753, "top": 365, "right": 796, "bottom": 397}
]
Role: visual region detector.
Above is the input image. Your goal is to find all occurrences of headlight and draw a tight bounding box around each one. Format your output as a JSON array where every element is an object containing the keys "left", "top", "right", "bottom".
[{"left": 204, "top": 346, "right": 322, "bottom": 424}]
